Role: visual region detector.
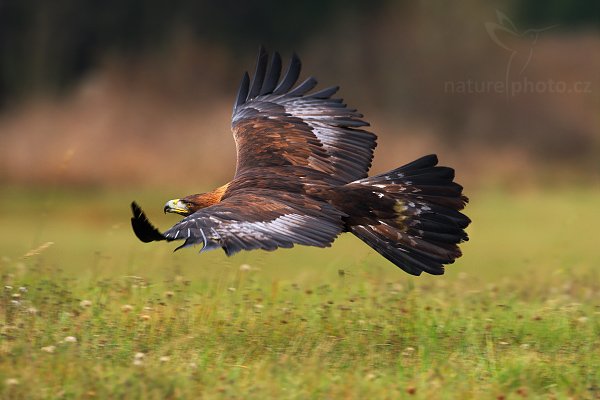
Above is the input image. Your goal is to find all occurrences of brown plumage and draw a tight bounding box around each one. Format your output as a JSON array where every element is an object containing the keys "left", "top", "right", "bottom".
[
  {"left": 180, "top": 183, "right": 230, "bottom": 212},
  {"left": 131, "top": 47, "right": 470, "bottom": 276}
]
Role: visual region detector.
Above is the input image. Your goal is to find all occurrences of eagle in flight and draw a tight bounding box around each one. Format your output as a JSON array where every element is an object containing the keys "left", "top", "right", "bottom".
[{"left": 131, "top": 47, "right": 470, "bottom": 276}]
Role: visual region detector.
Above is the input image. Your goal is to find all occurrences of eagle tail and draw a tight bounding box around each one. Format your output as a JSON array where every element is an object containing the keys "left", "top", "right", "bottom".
[{"left": 345, "top": 154, "right": 470, "bottom": 276}]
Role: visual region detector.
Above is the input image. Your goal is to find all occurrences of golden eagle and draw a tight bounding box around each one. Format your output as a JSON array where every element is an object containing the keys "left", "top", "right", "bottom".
[{"left": 131, "top": 47, "right": 470, "bottom": 275}]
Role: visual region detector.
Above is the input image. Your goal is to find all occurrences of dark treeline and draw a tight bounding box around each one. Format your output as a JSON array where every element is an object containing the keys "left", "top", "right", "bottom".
[
  {"left": 0, "top": 0, "right": 383, "bottom": 106},
  {"left": 0, "top": 0, "right": 597, "bottom": 107}
]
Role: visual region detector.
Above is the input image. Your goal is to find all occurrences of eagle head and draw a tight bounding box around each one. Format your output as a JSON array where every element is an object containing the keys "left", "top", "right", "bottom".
[
  {"left": 164, "top": 199, "right": 192, "bottom": 216},
  {"left": 164, "top": 185, "right": 230, "bottom": 217}
]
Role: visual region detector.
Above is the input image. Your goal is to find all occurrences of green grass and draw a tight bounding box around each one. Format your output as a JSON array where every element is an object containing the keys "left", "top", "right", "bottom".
[{"left": 0, "top": 186, "right": 599, "bottom": 399}]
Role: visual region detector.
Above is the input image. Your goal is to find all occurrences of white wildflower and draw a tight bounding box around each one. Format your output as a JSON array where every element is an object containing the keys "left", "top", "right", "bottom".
[
  {"left": 80, "top": 300, "right": 92, "bottom": 308},
  {"left": 41, "top": 345, "right": 56, "bottom": 353},
  {"left": 402, "top": 346, "right": 416, "bottom": 356},
  {"left": 239, "top": 264, "right": 252, "bottom": 272},
  {"left": 121, "top": 304, "right": 134, "bottom": 313}
]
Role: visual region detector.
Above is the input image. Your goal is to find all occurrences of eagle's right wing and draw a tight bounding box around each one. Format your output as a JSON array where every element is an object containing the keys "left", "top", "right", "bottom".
[{"left": 131, "top": 189, "right": 345, "bottom": 255}]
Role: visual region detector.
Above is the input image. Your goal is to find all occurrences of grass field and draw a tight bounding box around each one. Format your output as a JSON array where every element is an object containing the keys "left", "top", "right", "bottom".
[{"left": 0, "top": 186, "right": 599, "bottom": 399}]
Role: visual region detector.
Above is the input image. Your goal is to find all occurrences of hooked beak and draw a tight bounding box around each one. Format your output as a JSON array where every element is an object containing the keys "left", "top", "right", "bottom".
[{"left": 164, "top": 199, "right": 190, "bottom": 216}]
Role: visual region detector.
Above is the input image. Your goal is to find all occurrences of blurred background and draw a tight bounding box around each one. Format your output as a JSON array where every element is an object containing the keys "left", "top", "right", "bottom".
[
  {"left": 0, "top": 0, "right": 599, "bottom": 278},
  {"left": 1, "top": 3, "right": 599, "bottom": 396},
  {"left": 0, "top": 0, "right": 598, "bottom": 189},
  {"left": 0, "top": 0, "right": 598, "bottom": 337}
]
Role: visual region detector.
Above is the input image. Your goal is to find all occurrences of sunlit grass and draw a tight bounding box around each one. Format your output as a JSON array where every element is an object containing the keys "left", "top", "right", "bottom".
[{"left": 0, "top": 186, "right": 599, "bottom": 398}]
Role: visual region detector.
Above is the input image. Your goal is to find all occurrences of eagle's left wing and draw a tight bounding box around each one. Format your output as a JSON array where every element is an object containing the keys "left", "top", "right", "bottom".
[{"left": 131, "top": 190, "right": 345, "bottom": 255}]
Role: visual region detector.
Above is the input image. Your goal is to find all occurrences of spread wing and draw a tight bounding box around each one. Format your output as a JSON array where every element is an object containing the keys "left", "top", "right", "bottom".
[
  {"left": 131, "top": 190, "right": 345, "bottom": 255},
  {"left": 231, "top": 47, "right": 377, "bottom": 185}
]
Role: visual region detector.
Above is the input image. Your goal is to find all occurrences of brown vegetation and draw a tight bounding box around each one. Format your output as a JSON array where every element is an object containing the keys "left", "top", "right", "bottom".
[{"left": 0, "top": 2, "right": 598, "bottom": 188}]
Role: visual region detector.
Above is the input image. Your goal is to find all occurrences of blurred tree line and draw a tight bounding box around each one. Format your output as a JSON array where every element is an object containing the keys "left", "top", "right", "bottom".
[
  {"left": 518, "top": 0, "right": 599, "bottom": 29},
  {"left": 0, "top": 0, "right": 383, "bottom": 107},
  {"left": 0, "top": 0, "right": 597, "bottom": 108}
]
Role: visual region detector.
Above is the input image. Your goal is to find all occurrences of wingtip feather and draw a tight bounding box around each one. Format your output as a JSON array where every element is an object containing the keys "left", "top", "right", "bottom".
[
  {"left": 273, "top": 52, "right": 302, "bottom": 95},
  {"left": 234, "top": 72, "right": 250, "bottom": 112},
  {"left": 248, "top": 47, "right": 269, "bottom": 100},
  {"left": 130, "top": 201, "right": 165, "bottom": 243},
  {"left": 260, "top": 51, "right": 282, "bottom": 95}
]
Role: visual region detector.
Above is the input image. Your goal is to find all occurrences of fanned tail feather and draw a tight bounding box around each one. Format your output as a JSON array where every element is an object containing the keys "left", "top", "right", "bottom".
[{"left": 346, "top": 154, "right": 470, "bottom": 276}]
